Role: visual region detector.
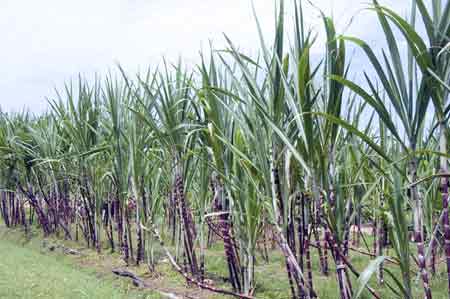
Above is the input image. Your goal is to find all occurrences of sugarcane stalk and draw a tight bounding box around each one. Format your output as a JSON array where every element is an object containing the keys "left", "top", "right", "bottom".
[
  {"left": 298, "top": 193, "right": 306, "bottom": 299},
  {"left": 123, "top": 228, "right": 129, "bottom": 266},
  {"left": 213, "top": 175, "right": 243, "bottom": 292},
  {"left": 327, "top": 233, "right": 351, "bottom": 299},
  {"left": 304, "top": 234, "right": 315, "bottom": 298},
  {"left": 175, "top": 166, "right": 200, "bottom": 279},
  {"left": 441, "top": 171, "right": 450, "bottom": 299},
  {"left": 409, "top": 156, "right": 432, "bottom": 299},
  {"left": 1, "top": 191, "right": 9, "bottom": 227},
  {"left": 342, "top": 200, "right": 353, "bottom": 256},
  {"left": 437, "top": 121, "right": 450, "bottom": 299},
  {"left": 312, "top": 191, "right": 328, "bottom": 276}
]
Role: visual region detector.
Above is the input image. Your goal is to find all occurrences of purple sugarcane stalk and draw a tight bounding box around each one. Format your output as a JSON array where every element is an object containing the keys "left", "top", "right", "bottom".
[
  {"left": 326, "top": 187, "right": 352, "bottom": 299},
  {"left": 327, "top": 233, "right": 351, "bottom": 299},
  {"left": 115, "top": 198, "right": 124, "bottom": 254},
  {"left": 123, "top": 228, "right": 129, "bottom": 266},
  {"left": 273, "top": 163, "right": 285, "bottom": 222},
  {"left": 136, "top": 217, "right": 143, "bottom": 265},
  {"left": 175, "top": 172, "right": 200, "bottom": 279},
  {"left": 410, "top": 159, "right": 432, "bottom": 299},
  {"left": 169, "top": 190, "right": 177, "bottom": 244},
  {"left": 11, "top": 192, "right": 19, "bottom": 226},
  {"left": 107, "top": 201, "right": 115, "bottom": 252},
  {"left": 298, "top": 193, "right": 306, "bottom": 299},
  {"left": 272, "top": 156, "right": 299, "bottom": 297},
  {"left": 220, "top": 213, "right": 242, "bottom": 291},
  {"left": 441, "top": 175, "right": 450, "bottom": 299},
  {"left": 285, "top": 260, "right": 297, "bottom": 299},
  {"left": 317, "top": 193, "right": 328, "bottom": 275},
  {"left": 304, "top": 235, "right": 315, "bottom": 298},
  {"left": 430, "top": 233, "right": 437, "bottom": 276},
  {"left": 288, "top": 206, "right": 297, "bottom": 259},
  {"left": 125, "top": 205, "right": 133, "bottom": 260},
  {"left": 417, "top": 231, "right": 432, "bottom": 299},
  {"left": 9, "top": 191, "right": 15, "bottom": 226},
  {"left": 1, "top": 191, "right": 10, "bottom": 227},
  {"left": 19, "top": 182, "right": 51, "bottom": 236},
  {"left": 214, "top": 178, "right": 243, "bottom": 292},
  {"left": 274, "top": 226, "right": 316, "bottom": 298}
]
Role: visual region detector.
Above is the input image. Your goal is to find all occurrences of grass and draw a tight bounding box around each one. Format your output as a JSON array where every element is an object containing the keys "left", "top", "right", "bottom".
[
  {"left": 1, "top": 225, "right": 450, "bottom": 299},
  {"left": 0, "top": 228, "right": 162, "bottom": 299}
]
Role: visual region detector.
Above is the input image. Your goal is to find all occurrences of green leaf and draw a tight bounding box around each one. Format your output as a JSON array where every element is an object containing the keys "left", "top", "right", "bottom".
[{"left": 353, "top": 256, "right": 386, "bottom": 299}]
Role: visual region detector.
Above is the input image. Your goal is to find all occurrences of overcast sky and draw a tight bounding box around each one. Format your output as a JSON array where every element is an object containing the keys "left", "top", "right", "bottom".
[{"left": 0, "top": 0, "right": 410, "bottom": 113}]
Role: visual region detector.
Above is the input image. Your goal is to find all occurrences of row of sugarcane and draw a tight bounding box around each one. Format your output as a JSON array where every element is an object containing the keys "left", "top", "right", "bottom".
[{"left": 1, "top": 0, "right": 450, "bottom": 298}]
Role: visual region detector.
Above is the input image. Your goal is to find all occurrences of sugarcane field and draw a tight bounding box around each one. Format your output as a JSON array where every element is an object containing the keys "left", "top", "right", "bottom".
[{"left": 1, "top": 0, "right": 450, "bottom": 298}]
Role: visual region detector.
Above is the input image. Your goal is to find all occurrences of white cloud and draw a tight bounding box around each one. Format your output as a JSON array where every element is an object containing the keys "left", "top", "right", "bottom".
[{"left": 0, "top": 0, "right": 409, "bottom": 112}]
